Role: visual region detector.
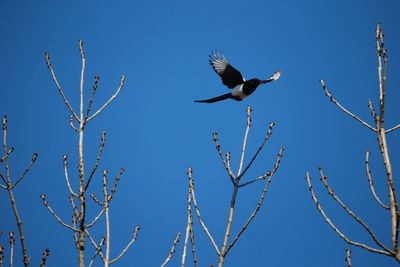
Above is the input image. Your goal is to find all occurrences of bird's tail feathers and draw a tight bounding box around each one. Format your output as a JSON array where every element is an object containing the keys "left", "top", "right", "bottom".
[
  {"left": 194, "top": 93, "right": 232, "bottom": 103},
  {"left": 261, "top": 69, "right": 281, "bottom": 84}
]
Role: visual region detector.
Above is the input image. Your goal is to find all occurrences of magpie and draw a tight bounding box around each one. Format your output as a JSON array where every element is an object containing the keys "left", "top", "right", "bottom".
[{"left": 194, "top": 51, "right": 281, "bottom": 103}]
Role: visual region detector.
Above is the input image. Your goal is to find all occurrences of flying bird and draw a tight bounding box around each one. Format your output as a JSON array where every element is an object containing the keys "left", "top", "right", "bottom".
[{"left": 194, "top": 51, "right": 281, "bottom": 103}]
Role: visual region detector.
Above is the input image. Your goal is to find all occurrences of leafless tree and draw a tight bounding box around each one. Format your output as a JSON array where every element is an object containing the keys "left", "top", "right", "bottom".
[
  {"left": 0, "top": 116, "right": 48, "bottom": 266},
  {"left": 42, "top": 40, "right": 139, "bottom": 266},
  {"left": 306, "top": 23, "right": 400, "bottom": 263},
  {"left": 173, "top": 106, "right": 284, "bottom": 267}
]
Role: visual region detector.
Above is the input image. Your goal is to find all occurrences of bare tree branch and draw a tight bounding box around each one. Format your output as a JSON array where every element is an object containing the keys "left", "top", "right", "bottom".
[
  {"left": 0, "top": 244, "right": 4, "bottom": 266},
  {"left": 85, "top": 130, "right": 106, "bottom": 191},
  {"left": 188, "top": 168, "right": 220, "bottom": 255},
  {"left": 320, "top": 80, "right": 376, "bottom": 132},
  {"left": 2, "top": 116, "right": 31, "bottom": 266},
  {"left": 305, "top": 172, "right": 391, "bottom": 256},
  {"left": 63, "top": 155, "right": 79, "bottom": 197},
  {"left": 181, "top": 181, "right": 193, "bottom": 267},
  {"left": 109, "top": 225, "right": 140, "bottom": 264},
  {"left": 86, "top": 76, "right": 125, "bottom": 123},
  {"left": 88, "top": 238, "right": 104, "bottom": 267},
  {"left": 85, "top": 230, "right": 106, "bottom": 262},
  {"left": 319, "top": 168, "right": 390, "bottom": 252},
  {"left": 345, "top": 249, "right": 352, "bottom": 267},
  {"left": 40, "top": 194, "right": 79, "bottom": 231},
  {"left": 237, "top": 106, "right": 252, "bottom": 176},
  {"left": 212, "top": 132, "right": 236, "bottom": 182},
  {"left": 238, "top": 122, "right": 276, "bottom": 180},
  {"left": 45, "top": 52, "right": 80, "bottom": 121},
  {"left": 12, "top": 153, "right": 37, "bottom": 189},
  {"left": 161, "top": 232, "right": 181, "bottom": 267},
  {"left": 39, "top": 249, "right": 50, "bottom": 267},
  {"left": 69, "top": 115, "right": 79, "bottom": 132},
  {"left": 0, "top": 147, "right": 13, "bottom": 162},
  {"left": 9, "top": 232, "right": 14, "bottom": 267},
  {"left": 365, "top": 151, "right": 389, "bottom": 209},
  {"left": 85, "top": 75, "right": 100, "bottom": 122},
  {"left": 226, "top": 148, "right": 283, "bottom": 254}
]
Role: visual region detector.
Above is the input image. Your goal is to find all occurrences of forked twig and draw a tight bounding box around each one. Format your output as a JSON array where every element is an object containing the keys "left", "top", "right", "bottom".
[
  {"left": 226, "top": 148, "right": 284, "bottom": 254},
  {"left": 238, "top": 122, "right": 276, "bottom": 179},
  {"left": 86, "top": 76, "right": 125, "bottom": 122},
  {"left": 212, "top": 132, "right": 235, "bottom": 182}
]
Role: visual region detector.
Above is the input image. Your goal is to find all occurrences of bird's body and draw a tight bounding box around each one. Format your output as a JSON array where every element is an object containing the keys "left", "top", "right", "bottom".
[{"left": 195, "top": 51, "right": 280, "bottom": 103}]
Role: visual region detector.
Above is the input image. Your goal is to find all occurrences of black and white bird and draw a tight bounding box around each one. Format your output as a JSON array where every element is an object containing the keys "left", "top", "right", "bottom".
[{"left": 195, "top": 51, "right": 281, "bottom": 103}]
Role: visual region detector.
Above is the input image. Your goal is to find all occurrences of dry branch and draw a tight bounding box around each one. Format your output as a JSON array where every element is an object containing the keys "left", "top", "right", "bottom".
[
  {"left": 187, "top": 106, "right": 283, "bottom": 267},
  {"left": 44, "top": 40, "right": 136, "bottom": 266},
  {"left": 161, "top": 233, "right": 181, "bottom": 267},
  {"left": 345, "top": 249, "right": 352, "bottom": 267},
  {"left": 307, "top": 23, "right": 400, "bottom": 263}
]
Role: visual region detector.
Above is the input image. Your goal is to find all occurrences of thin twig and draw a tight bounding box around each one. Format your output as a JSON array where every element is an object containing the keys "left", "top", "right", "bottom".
[
  {"left": 40, "top": 194, "right": 79, "bottom": 231},
  {"left": 86, "top": 208, "right": 105, "bottom": 228},
  {"left": 12, "top": 153, "right": 37, "bottom": 189},
  {"left": 365, "top": 151, "right": 389, "bottom": 209},
  {"left": 212, "top": 132, "right": 236, "bottom": 182},
  {"left": 86, "top": 75, "right": 125, "bottom": 122},
  {"left": 109, "top": 168, "right": 125, "bottom": 200},
  {"left": 305, "top": 172, "right": 392, "bottom": 256},
  {"left": 45, "top": 52, "right": 80, "bottom": 121},
  {"left": 85, "top": 75, "right": 100, "bottom": 122},
  {"left": 319, "top": 168, "right": 390, "bottom": 252},
  {"left": 63, "top": 155, "right": 79, "bottom": 197},
  {"left": 189, "top": 227, "right": 198, "bottom": 267},
  {"left": 109, "top": 225, "right": 140, "bottom": 264},
  {"left": 161, "top": 232, "right": 181, "bottom": 267},
  {"left": 88, "top": 238, "right": 104, "bottom": 267},
  {"left": 320, "top": 80, "right": 376, "bottom": 132},
  {"left": 0, "top": 174, "right": 6, "bottom": 189},
  {"left": 40, "top": 249, "right": 50, "bottom": 267},
  {"left": 226, "top": 148, "right": 284, "bottom": 254},
  {"left": 238, "top": 122, "right": 276, "bottom": 180},
  {"left": 188, "top": 168, "right": 220, "bottom": 255},
  {"left": 386, "top": 124, "right": 400, "bottom": 134},
  {"left": 181, "top": 180, "right": 193, "bottom": 267},
  {"left": 345, "top": 249, "right": 352, "bottom": 267},
  {"left": 0, "top": 244, "right": 4, "bottom": 266},
  {"left": 103, "top": 170, "right": 110, "bottom": 267},
  {"left": 9, "top": 232, "right": 14, "bottom": 267},
  {"left": 85, "top": 230, "right": 106, "bottom": 262},
  {"left": 0, "top": 147, "right": 14, "bottom": 162},
  {"left": 85, "top": 130, "right": 106, "bottom": 191},
  {"left": 2, "top": 116, "right": 30, "bottom": 266},
  {"left": 69, "top": 115, "right": 79, "bottom": 131},
  {"left": 237, "top": 106, "right": 252, "bottom": 176}
]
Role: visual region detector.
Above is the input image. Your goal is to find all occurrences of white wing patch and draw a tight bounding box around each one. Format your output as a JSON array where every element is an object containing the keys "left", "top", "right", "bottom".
[{"left": 210, "top": 51, "right": 228, "bottom": 75}]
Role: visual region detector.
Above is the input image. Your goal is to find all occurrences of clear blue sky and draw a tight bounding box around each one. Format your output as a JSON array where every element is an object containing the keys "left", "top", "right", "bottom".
[{"left": 1, "top": 0, "right": 400, "bottom": 266}]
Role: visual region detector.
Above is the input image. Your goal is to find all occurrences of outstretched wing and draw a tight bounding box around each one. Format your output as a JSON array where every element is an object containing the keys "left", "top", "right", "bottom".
[
  {"left": 194, "top": 93, "right": 232, "bottom": 103},
  {"left": 209, "top": 51, "right": 245, "bottom": 89}
]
